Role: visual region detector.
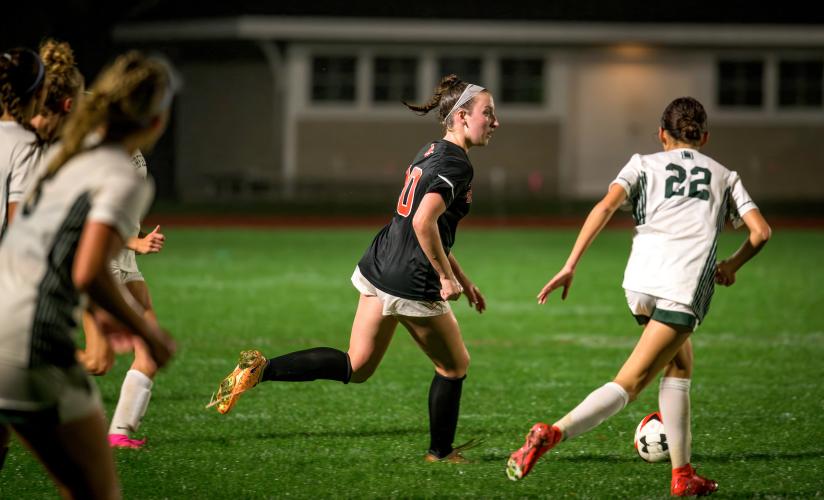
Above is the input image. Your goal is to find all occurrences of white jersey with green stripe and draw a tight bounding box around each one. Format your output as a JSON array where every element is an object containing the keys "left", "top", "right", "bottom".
[
  {"left": 0, "top": 144, "right": 153, "bottom": 368},
  {"left": 611, "top": 148, "right": 757, "bottom": 322}
]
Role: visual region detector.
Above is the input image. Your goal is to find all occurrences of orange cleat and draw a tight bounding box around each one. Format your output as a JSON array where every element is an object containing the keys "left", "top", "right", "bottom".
[{"left": 207, "top": 350, "right": 267, "bottom": 414}]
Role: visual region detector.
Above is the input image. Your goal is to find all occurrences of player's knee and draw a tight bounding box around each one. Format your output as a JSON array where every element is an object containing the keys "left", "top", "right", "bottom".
[{"left": 349, "top": 365, "right": 376, "bottom": 384}]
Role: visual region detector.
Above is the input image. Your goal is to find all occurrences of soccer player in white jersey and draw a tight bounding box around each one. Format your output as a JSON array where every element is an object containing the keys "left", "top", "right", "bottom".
[
  {"left": 0, "top": 47, "right": 46, "bottom": 240},
  {"left": 0, "top": 51, "right": 176, "bottom": 498},
  {"left": 79, "top": 149, "right": 167, "bottom": 449},
  {"left": 506, "top": 97, "right": 771, "bottom": 496}
]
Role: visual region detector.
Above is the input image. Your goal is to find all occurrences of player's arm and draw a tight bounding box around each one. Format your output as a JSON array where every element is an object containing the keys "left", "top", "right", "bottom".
[
  {"left": 6, "top": 202, "right": 18, "bottom": 224},
  {"left": 126, "top": 224, "right": 165, "bottom": 255},
  {"left": 715, "top": 209, "right": 771, "bottom": 286},
  {"left": 413, "top": 192, "right": 462, "bottom": 301},
  {"left": 538, "top": 183, "right": 627, "bottom": 303},
  {"left": 73, "top": 221, "right": 175, "bottom": 367},
  {"left": 448, "top": 253, "right": 485, "bottom": 313}
]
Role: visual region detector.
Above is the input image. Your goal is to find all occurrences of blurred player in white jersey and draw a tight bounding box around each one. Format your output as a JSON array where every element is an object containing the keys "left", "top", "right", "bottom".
[
  {"left": 29, "top": 39, "right": 167, "bottom": 450},
  {"left": 0, "top": 47, "right": 46, "bottom": 240},
  {"left": 507, "top": 97, "right": 771, "bottom": 497},
  {"left": 0, "top": 51, "right": 176, "bottom": 498},
  {"left": 80, "top": 148, "right": 167, "bottom": 449}
]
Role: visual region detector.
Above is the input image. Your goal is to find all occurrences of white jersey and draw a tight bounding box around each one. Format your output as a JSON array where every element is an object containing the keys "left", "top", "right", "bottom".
[
  {"left": 0, "top": 144, "right": 153, "bottom": 369},
  {"left": 611, "top": 148, "right": 757, "bottom": 323},
  {"left": 0, "top": 121, "right": 40, "bottom": 239},
  {"left": 110, "top": 150, "right": 149, "bottom": 274}
]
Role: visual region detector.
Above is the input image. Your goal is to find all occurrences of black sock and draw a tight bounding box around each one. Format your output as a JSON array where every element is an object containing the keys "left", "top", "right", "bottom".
[
  {"left": 427, "top": 372, "right": 465, "bottom": 458},
  {"left": 261, "top": 347, "right": 351, "bottom": 383},
  {"left": 0, "top": 446, "right": 7, "bottom": 471}
]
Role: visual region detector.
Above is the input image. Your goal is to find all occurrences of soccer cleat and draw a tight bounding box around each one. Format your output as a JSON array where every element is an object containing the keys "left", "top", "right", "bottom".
[
  {"left": 108, "top": 434, "right": 146, "bottom": 449},
  {"left": 206, "top": 349, "right": 267, "bottom": 414},
  {"left": 671, "top": 464, "right": 719, "bottom": 497},
  {"left": 506, "top": 423, "right": 562, "bottom": 481},
  {"left": 424, "top": 438, "right": 483, "bottom": 464}
]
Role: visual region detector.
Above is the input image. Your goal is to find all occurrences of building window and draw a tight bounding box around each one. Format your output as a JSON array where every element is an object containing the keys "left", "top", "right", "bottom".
[
  {"left": 437, "top": 57, "right": 482, "bottom": 86},
  {"left": 717, "top": 60, "right": 764, "bottom": 108},
  {"left": 312, "top": 56, "right": 356, "bottom": 102},
  {"left": 500, "top": 58, "right": 544, "bottom": 103},
  {"left": 778, "top": 59, "right": 823, "bottom": 108},
  {"left": 373, "top": 57, "right": 418, "bottom": 103}
]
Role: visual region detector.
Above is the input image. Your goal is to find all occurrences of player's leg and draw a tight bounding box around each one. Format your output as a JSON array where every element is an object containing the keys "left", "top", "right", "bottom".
[
  {"left": 399, "top": 311, "right": 470, "bottom": 460},
  {"left": 508, "top": 320, "right": 690, "bottom": 480},
  {"left": 212, "top": 294, "right": 396, "bottom": 414},
  {"left": 660, "top": 339, "right": 693, "bottom": 469},
  {"left": 108, "top": 280, "right": 156, "bottom": 448},
  {"left": 14, "top": 409, "right": 120, "bottom": 499}
]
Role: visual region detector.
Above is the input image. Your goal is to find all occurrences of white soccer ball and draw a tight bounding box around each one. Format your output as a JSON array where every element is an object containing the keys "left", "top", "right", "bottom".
[{"left": 634, "top": 411, "right": 670, "bottom": 463}]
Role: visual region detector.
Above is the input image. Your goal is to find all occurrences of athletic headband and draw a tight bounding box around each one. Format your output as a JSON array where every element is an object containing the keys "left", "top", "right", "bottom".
[
  {"left": 443, "top": 83, "right": 485, "bottom": 124},
  {"left": 23, "top": 49, "right": 45, "bottom": 96}
]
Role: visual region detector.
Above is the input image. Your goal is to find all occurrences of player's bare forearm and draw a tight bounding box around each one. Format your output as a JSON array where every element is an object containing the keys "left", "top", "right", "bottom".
[
  {"left": 565, "top": 184, "right": 626, "bottom": 270},
  {"left": 724, "top": 209, "right": 771, "bottom": 272},
  {"left": 413, "top": 193, "right": 454, "bottom": 280}
]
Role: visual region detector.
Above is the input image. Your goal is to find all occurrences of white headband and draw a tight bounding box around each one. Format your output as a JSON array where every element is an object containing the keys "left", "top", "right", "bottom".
[{"left": 443, "top": 83, "right": 485, "bottom": 124}]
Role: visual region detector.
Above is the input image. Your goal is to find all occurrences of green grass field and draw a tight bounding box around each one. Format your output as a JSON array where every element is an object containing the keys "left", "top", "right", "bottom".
[{"left": 3, "top": 226, "right": 823, "bottom": 498}]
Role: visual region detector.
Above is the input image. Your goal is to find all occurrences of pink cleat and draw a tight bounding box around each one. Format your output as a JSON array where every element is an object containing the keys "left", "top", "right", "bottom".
[
  {"left": 506, "top": 423, "right": 562, "bottom": 480},
  {"left": 108, "top": 434, "right": 146, "bottom": 449}
]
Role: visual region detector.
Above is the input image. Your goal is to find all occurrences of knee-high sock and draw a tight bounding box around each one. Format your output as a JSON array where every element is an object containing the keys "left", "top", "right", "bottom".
[
  {"left": 262, "top": 347, "right": 351, "bottom": 383},
  {"left": 659, "top": 377, "right": 691, "bottom": 469},
  {"left": 554, "top": 382, "right": 629, "bottom": 441},
  {"left": 109, "top": 369, "right": 153, "bottom": 436},
  {"left": 428, "top": 373, "right": 465, "bottom": 458}
]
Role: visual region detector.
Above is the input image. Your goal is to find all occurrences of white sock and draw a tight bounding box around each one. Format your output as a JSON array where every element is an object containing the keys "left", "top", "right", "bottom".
[
  {"left": 659, "top": 377, "right": 691, "bottom": 469},
  {"left": 554, "top": 382, "right": 629, "bottom": 441},
  {"left": 109, "top": 369, "right": 153, "bottom": 436}
]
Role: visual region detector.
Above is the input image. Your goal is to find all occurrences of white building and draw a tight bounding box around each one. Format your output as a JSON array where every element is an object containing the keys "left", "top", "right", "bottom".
[{"left": 115, "top": 16, "right": 824, "bottom": 206}]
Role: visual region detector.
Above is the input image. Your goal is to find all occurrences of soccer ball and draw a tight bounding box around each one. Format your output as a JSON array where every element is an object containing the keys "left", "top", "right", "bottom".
[{"left": 634, "top": 411, "right": 670, "bottom": 463}]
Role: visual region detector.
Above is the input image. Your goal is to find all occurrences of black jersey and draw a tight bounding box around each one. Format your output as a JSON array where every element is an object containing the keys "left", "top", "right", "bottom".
[{"left": 358, "top": 139, "right": 473, "bottom": 302}]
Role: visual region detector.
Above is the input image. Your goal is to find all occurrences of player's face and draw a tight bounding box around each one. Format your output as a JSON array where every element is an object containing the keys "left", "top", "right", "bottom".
[
  {"left": 463, "top": 93, "right": 499, "bottom": 147},
  {"left": 31, "top": 108, "right": 61, "bottom": 141}
]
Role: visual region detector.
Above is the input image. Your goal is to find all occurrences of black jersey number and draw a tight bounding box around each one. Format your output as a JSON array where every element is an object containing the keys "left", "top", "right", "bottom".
[
  {"left": 396, "top": 166, "right": 423, "bottom": 217},
  {"left": 664, "top": 164, "right": 712, "bottom": 201}
]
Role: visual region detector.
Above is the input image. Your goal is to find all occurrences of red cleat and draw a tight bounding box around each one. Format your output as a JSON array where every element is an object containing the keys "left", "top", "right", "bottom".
[
  {"left": 671, "top": 464, "right": 718, "bottom": 496},
  {"left": 506, "top": 423, "right": 562, "bottom": 480}
]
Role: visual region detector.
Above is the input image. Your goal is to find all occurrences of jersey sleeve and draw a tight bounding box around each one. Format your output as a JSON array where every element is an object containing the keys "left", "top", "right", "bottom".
[
  {"left": 425, "top": 158, "right": 472, "bottom": 205},
  {"left": 727, "top": 171, "right": 757, "bottom": 229},
  {"left": 610, "top": 154, "right": 643, "bottom": 211},
  {"left": 8, "top": 144, "right": 41, "bottom": 203},
  {"left": 87, "top": 169, "right": 154, "bottom": 240}
]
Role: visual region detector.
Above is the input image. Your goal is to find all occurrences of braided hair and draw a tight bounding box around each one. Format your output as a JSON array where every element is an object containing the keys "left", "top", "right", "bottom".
[
  {"left": 0, "top": 48, "right": 45, "bottom": 129},
  {"left": 40, "top": 51, "right": 172, "bottom": 186}
]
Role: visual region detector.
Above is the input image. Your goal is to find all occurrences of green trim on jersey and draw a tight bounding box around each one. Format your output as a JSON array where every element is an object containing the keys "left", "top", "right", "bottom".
[
  {"left": 631, "top": 172, "right": 648, "bottom": 225},
  {"left": 691, "top": 187, "right": 731, "bottom": 323},
  {"left": 651, "top": 308, "right": 697, "bottom": 329}
]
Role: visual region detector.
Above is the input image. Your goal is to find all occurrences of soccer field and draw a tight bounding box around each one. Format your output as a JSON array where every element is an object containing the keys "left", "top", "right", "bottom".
[{"left": 3, "top": 226, "right": 823, "bottom": 498}]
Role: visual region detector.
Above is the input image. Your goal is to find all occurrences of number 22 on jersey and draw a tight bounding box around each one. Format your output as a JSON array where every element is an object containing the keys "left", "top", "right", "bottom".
[{"left": 396, "top": 166, "right": 423, "bottom": 217}]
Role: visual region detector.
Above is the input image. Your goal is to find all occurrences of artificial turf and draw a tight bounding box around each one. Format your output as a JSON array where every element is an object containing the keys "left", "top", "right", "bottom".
[{"left": 2, "top": 226, "right": 822, "bottom": 498}]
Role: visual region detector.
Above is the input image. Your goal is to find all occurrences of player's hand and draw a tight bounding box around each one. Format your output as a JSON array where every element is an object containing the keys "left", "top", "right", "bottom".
[
  {"left": 132, "top": 225, "right": 165, "bottom": 255},
  {"left": 538, "top": 266, "right": 575, "bottom": 304},
  {"left": 714, "top": 259, "right": 736, "bottom": 287},
  {"left": 76, "top": 346, "right": 114, "bottom": 376},
  {"left": 463, "top": 282, "right": 486, "bottom": 313},
  {"left": 440, "top": 276, "right": 463, "bottom": 301}
]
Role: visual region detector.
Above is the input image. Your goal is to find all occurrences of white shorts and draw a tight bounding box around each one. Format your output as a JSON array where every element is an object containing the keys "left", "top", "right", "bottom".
[
  {"left": 0, "top": 362, "right": 102, "bottom": 425},
  {"left": 110, "top": 249, "right": 144, "bottom": 284},
  {"left": 625, "top": 289, "right": 697, "bottom": 330},
  {"left": 351, "top": 266, "right": 451, "bottom": 318}
]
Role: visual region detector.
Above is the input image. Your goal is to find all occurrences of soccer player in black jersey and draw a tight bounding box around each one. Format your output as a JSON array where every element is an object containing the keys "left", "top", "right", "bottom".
[{"left": 210, "top": 74, "right": 499, "bottom": 463}]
